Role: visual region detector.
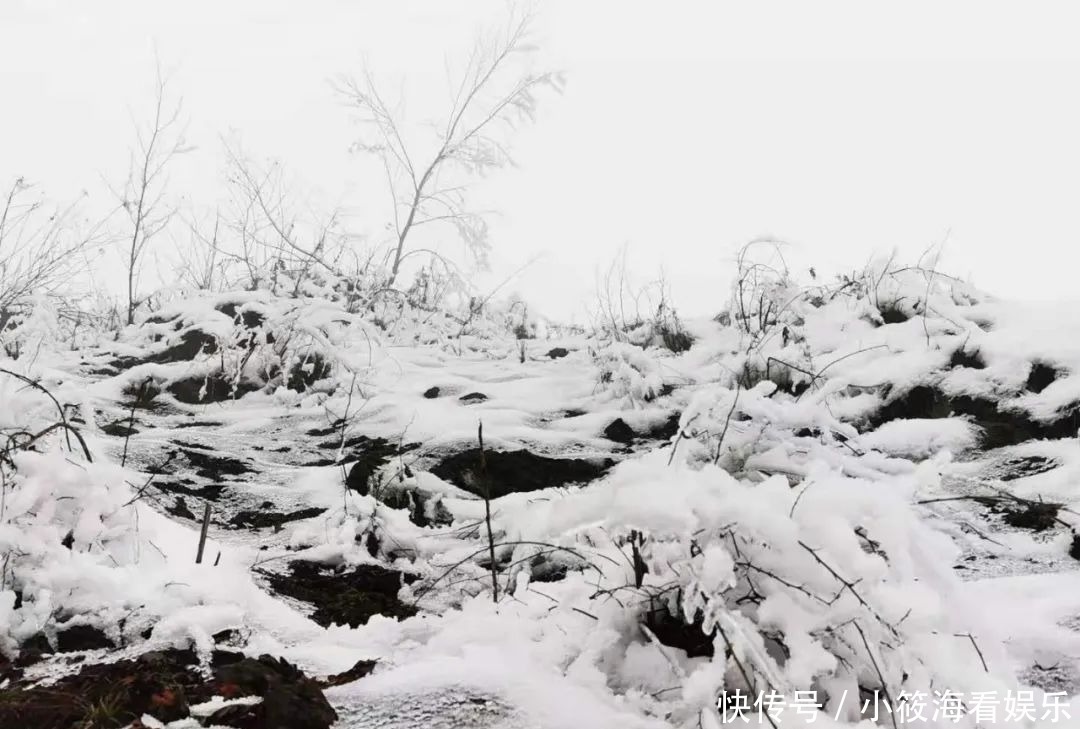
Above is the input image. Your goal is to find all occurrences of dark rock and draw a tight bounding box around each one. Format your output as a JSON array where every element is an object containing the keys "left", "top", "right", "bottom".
[
  {"left": 546, "top": 347, "right": 569, "bottom": 359},
  {"left": 603, "top": 418, "right": 635, "bottom": 444},
  {"left": 1070, "top": 534, "right": 1080, "bottom": 561},
  {"left": 230, "top": 507, "right": 326, "bottom": 530},
  {"left": 149, "top": 328, "right": 218, "bottom": 364},
  {"left": 264, "top": 561, "right": 418, "bottom": 628},
  {"left": 1027, "top": 363, "right": 1060, "bottom": 394},
  {"left": 459, "top": 392, "right": 488, "bottom": 404},
  {"left": 55, "top": 624, "right": 113, "bottom": 653},
  {"left": 319, "top": 659, "right": 378, "bottom": 688},
  {"left": 794, "top": 427, "right": 822, "bottom": 438},
  {"left": 168, "top": 371, "right": 261, "bottom": 404},
  {"left": 423, "top": 386, "right": 441, "bottom": 398},
  {"left": 431, "top": 448, "right": 614, "bottom": 497},
  {"left": 948, "top": 348, "right": 986, "bottom": 370},
  {"left": 211, "top": 655, "right": 337, "bottom": 729}
]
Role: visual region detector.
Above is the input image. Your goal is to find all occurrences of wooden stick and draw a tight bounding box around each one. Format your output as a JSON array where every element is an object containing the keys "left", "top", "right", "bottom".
[{"left": 196, "top": 502, "right": 211, "bottom": 564}]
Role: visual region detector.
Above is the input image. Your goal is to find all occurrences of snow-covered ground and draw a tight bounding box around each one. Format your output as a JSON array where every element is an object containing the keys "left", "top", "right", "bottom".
[{"left": 2, "top": 260, "right": 1080, "bottom": 727}]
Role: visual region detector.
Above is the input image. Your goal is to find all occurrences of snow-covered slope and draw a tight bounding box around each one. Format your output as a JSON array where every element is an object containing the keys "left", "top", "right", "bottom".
[{"left": 1, "top": 261, "right": 1079, "bottom": 728}]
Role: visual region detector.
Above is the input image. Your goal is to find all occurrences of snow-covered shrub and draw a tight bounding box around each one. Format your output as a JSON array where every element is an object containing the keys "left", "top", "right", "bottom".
[
  {"left": 111, "top": 291, "right": 379, "bottom": 403},
  {"left": 593, "top": 342, "right": 665, "bottom": 407}
]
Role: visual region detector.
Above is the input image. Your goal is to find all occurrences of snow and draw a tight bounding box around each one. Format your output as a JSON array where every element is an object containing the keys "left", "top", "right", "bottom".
[{"left": 2, "top": 260, "right": 1080, "bottom": 727}]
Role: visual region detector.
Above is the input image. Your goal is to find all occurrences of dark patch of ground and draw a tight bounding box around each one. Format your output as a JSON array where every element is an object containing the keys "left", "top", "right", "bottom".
[
  {"left": 264, "top": 561, "right": 418, "bottom": 628},
  {"left": 645, "top": 606, "right": 714, "bottom": 658},
  {"left": 157, "top": 477, "right": 226, "bottom": 501},
  {"left": 998, "top": 455, "right": 1060, "bottom": 481},
  {"left": 287, "top": 353, "right": 332, "bottom": 393},
  {"left": 431, "top": 448, "right": 614, "bottom": 497},
  {"left": 168, "top": 372, "right": 262, "bottom": 405},
  {"left": 949, "top": 348, "right": 986, "bottom": 370},
  {"left": 975, "top": 497, "right": 1062, "bottom": 532},
  {"left": 423, "top": 386, "right": 441, "bottom": 398},
  {"left": 55, "top": 625, "right": 113, "bottom": 653},
  {"left": 167, "top": 496, "right": 197, "bottom": 520},
  {"left": 229, "top": 507, "right": 326, "bottom": 530},
  {"left": 1027, "top": 363, "right": 1062, "bottom": 394},
  {"left": 178, "top": 447, "right": 252, "bottom": 480},
  {"left": 459, "top": 392, "right": 488, "bottom": 404},
  {"left": 0, "top": 648, "right": 337, "bottom": 729},
  {"left": 101, "top": 420, "right": 138, "bottom": 437},
  {"left": 336, "top": 437, "right": 419, "bottom": 496},
  {"left": 870, "top": 384, "right": 1080, "bottom": 449},
  {"left": 546, "top": 347, "right": 569, "bottom": 359}
]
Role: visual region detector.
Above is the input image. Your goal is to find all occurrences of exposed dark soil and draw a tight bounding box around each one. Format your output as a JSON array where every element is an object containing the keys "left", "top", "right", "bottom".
[
  {"left": 645, "top": 606, "right": 714, "bottom": 658},
  {"left": 157, "top": 477, "right": 227, "bottom": 502},
  {"left": 974, "top": 497, "right": 1062, "bottom": 532},
  {"left": 0, "top": 648, "right": 337, "bottom": 729},
  {"left": 1027, "top": 363, "right": 1061, "bottom": 394},
  {"left": 264, "top": 561, "right": 418, "bottom": 628},
  {"left": 870, "top": 384, "right": 1080, "bottom": 449},
  {"left": 179, "top": 448, "right": 253, "bottom": 480},
  {"left": 546, "top": 347, "right": 569, "bottom": 359},
  {"left": 459, "top": 391, "right": 488, "bottom": 403},
  {"left": 431, "top": 448, "right": 614, "bottom": 497},
  {"left": 167, "top": 496, "right": 197, "bottom": 520},
  {"left": 150, "top": 328, "right": 219, "bottom": 364},
  {"left": 998, "top": 455, "right": 1060, "bottom": 481},
  {"left": 216, "top": 301, "right": 266, "bottom": 330},
  {"left": 287, "top": 353, "right": 332, "bottom": 393},
  {"left": 101, "top": 420, "right": 138, "bottom": 437},
  {"left": 168, "top": 372, "right": 262, "bottom": 405},
  {"left": 55, "top": 624, "right": 114, "bottom": 653},
  {"left": 948, "top": 347, "right": 986, "bottom": 370},
  {"left": 230, "top": 507, "right": 326, "bottom": 530},
  {"left": 337, "top": 437, "right": 419, "bottom": 496}
]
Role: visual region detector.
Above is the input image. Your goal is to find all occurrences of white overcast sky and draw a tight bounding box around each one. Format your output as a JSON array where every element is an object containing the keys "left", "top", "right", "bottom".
[{"left": 2, "top": 1, "right": 1080, "bottom": 321}]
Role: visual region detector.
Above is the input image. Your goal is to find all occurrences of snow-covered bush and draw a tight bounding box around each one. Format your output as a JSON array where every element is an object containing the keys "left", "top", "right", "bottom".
[{"left": 593, "top": 342, "right": 665, "bottom": 407}]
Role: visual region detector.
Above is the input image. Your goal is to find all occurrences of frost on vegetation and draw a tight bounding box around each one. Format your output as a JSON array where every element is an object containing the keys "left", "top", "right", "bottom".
[{"left": 592, "top": 342, "right": 666, "bottom": 408}]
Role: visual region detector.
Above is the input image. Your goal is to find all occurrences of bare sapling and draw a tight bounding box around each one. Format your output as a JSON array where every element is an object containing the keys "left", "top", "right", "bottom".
[
  {"left": 337, "top": 8, "right": 562, "bottom": 290},
  {"left": 114, "top": 62, "right": 190, "bottom": 325}
]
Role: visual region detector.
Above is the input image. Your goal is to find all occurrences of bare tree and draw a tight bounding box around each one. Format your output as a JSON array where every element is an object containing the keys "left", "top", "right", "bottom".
[
  {"left": 219, "top": 141, "right": 347, "bottom": 296},
  {"left": 0, "top": 178, "right": 104, "bottom": 332},
  {"left": 115, "top": 64, "right": 189, "bottom": 324},
  {"left": 337, "top": 8, "right": 562, "bottom": 288}
]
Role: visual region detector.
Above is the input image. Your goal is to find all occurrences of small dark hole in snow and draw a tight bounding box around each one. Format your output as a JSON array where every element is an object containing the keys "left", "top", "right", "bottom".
[{"left": 1027, "top": 362, "right": 1061, "bottom": 394}]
